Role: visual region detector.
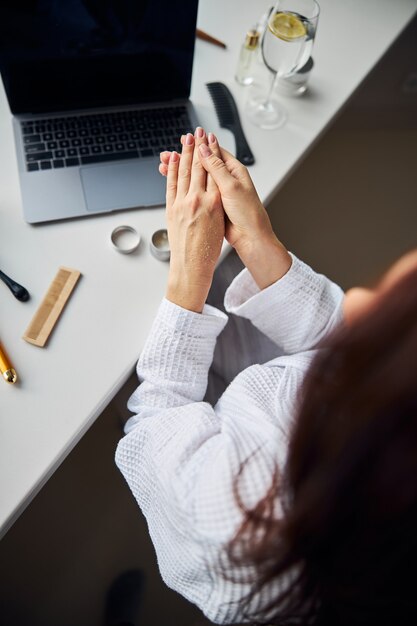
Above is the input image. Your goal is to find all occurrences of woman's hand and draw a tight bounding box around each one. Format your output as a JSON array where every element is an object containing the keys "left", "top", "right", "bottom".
[
  {"left": 160, "top": 133, "right": 291, "bottom": 290},
  {"left": 164, "top": 130, "right": 225, "bottom": 313},
  {"left": 160, "top": 137, "right": 268, "bottom": 250}
]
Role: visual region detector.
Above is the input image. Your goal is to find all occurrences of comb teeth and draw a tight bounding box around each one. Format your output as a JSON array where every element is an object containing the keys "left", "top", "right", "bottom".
[
  {"left": 206, "top": 83, "right": 235, "bottom": 124},
  {"left": 206, "top": 81, "right": 255, "bottom": 166}
]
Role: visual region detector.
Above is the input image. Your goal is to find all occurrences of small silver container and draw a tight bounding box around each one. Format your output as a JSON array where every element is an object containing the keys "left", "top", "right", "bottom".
[
  {"left": 110, "top": 225, "right": 141, "bottom": 254},
  {"left": 150, "top": 229, "right": 170, "bottom": 261}
]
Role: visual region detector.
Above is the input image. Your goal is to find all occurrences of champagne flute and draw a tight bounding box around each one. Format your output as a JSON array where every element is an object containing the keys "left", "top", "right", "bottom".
[{"left": 246, "top": 0, "right": 320, "bottom": 129}]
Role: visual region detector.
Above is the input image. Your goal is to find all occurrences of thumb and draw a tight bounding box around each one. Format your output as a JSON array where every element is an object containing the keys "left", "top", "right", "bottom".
[{"left": 198, "top": 143, "right": 234, "bottom": 191}]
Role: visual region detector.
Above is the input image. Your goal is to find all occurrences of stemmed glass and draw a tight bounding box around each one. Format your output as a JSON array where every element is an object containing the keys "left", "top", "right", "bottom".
[{"left": 246, "top": 0, "right": 320, "bottom": 129}]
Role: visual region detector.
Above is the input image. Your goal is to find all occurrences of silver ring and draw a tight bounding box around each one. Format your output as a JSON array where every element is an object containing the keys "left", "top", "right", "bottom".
[
  {"left": 111, "top": 225, "right": 141, "bottom": 254},
  {"left": 150, "top": 229, "right": 170, "bottom": 261}
]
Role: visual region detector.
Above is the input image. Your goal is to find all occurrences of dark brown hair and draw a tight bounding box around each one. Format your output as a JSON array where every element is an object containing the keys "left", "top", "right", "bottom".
[{"left": 229, "top": 261, "right": 417, "bottom": 625}]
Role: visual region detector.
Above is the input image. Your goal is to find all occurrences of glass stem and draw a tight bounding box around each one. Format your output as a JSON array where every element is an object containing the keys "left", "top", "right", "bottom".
[{"left": 264, "top": 71, "right": 279, "bottom": 107}]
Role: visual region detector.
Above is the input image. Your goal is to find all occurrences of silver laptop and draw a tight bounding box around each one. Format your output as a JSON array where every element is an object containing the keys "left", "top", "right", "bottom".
[{"left": 0, "top": 1, "right": 199, "bottom": 224}]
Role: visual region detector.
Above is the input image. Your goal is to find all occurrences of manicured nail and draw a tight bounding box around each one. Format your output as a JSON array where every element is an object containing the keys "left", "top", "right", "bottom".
[
  {"left": 195, "top": 126, "right": 204, "bottom": 138},
  {"left": 185, "top": 133, "right": 194, "bottom": 145},
  {"left": 208, "top": 132, "right": 216, "bottom": 144},
  {"left": 170, "top": 151, "right": 179, "bottom": 162},
  {"left": 199, "top": 143, "right": 212, "bottom": 158}
]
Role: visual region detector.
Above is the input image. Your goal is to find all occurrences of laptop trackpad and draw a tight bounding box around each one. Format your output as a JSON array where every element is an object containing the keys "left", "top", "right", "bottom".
[{"left": 80, "top": 160, "right": 165, "bottom": 212}]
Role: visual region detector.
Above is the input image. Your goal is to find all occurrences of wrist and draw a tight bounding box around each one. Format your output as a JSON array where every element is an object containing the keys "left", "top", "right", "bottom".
[
  {"left": 166, "top": 272, "right": 210, "bottom": 313},
  {"left": 235, "top": 234, "right": 292, "bottom": 290}
]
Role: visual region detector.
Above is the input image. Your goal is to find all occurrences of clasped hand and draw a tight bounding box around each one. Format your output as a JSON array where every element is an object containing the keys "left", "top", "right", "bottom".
[
  {"left": 161, "top": 128, "right": 292, "bottom": 313},
  {"left": 163, "top": 130, "right": 224, "bottom": 313}
]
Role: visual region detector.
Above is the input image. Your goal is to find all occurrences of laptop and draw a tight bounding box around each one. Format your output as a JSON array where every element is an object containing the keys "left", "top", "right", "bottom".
[{"left": 0, "top": 0, "right": 199, "bottom": 224}]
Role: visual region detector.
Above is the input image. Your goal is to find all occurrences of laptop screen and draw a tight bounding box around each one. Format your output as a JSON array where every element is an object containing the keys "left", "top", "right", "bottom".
[{"left": 0, "top": 0, "right": 199, "bottom": 115}]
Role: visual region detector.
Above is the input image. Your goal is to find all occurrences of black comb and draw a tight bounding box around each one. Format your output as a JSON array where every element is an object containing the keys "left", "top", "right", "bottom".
[{"left": 206, "top": 82, "right": 255, "bottom": 166}]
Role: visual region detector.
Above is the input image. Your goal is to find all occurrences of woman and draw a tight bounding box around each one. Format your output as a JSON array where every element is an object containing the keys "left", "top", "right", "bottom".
[{"left": 116, "top": 128, "right": 417, "bottom": 625}]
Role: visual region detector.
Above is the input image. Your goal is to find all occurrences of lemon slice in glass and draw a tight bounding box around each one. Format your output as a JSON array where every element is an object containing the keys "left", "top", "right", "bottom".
[{"left": 269, "top": 12, "right": 307, "bottom": 41}]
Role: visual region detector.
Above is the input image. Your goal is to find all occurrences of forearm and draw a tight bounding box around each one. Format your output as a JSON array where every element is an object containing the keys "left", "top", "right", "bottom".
[
  {"left": 125, "top": 298, "right": 228, "bottom": 431},
  {"left": 224, "top": 253, "right": 345, "bottom": 353}
]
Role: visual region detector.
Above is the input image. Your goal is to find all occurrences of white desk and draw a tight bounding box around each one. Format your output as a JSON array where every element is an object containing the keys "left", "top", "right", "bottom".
[{"left": 1, "top": 0, "right": 416, "bottom": 539}]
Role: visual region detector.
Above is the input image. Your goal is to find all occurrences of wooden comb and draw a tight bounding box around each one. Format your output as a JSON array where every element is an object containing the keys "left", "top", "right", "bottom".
[{"left": 22, "top": 267, "right": 81, "bottom": 348}]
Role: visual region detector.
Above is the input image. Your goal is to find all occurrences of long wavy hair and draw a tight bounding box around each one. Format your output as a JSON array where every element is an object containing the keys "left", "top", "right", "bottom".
[{"left": 228, "top": 261, "right": 417, "bottom": 625}]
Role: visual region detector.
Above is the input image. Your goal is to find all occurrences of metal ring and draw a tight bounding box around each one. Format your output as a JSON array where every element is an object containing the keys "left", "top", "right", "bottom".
[
  {"left": 150, "top": 229, "right": 170, "bottom": 261},
  {"left": 111, "top": 225, "right": 141, "bottom": 254}
]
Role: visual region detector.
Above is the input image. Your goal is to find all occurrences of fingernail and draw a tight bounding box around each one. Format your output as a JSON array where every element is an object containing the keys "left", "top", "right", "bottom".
[
  {"left": 208, "top": 132, "right": 216, "bottom": 144},
  {"left": 199, "top": 143, "right": 211, "bottom": 158},
  {"left": 185, "top": 133, "right": 194, "bottom": 145},
  {"left": 195, "top": 126, "right": 204, "bottom": 138},
  {"left": 170, "top": 151, "right": 179, "bottom": 162},
  {"left": 180, "top": 135, "right": 185, "bottom": 144}
]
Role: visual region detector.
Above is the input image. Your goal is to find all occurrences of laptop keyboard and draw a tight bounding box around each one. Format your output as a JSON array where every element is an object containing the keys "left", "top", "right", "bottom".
[{"left": 21, "top": 106, "right": 192, "bottom": 172}]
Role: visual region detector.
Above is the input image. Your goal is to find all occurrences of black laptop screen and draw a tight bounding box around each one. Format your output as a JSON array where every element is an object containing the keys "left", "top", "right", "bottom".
[{"left": 0, "top": 0, "right": 199, "bottom": 114}]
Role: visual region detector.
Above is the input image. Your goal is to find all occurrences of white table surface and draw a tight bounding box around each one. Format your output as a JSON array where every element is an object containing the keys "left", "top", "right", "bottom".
[{"left": 1, "top": 0, "right": 416, "bottom": 539}]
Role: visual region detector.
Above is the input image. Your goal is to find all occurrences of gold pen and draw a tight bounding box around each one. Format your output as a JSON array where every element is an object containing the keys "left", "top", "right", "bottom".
[{"left": 0, "top": 339, "right": 17, "bottom": 384}]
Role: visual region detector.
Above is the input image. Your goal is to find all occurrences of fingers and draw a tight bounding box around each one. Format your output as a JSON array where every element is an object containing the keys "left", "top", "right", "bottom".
[
  {"left": 159, "top": 131, "right": 244, "bottom": 188},
  {"left": 206, "top": 133, "right": 223, "bottom": 193},
  {"left": 166, "top": 150, "right": 180, "bottom": 208},
  {"left": 159, "top": 162, "right": 168, "bottom": 176},
  {"left": 177, "top": 132, "right": 195, "bottom": 197},
  {"left": 219, "top": 146, "right": 248, "bottom": 181},
  {"left": 189, "top": 127, "right": 208, "bottom": 192},
  {"left": 163, "top": 131, "right": 207, "bottom": 191},
  {"left": 198, "top": 140, "right": 236, "bottom": 192}
]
